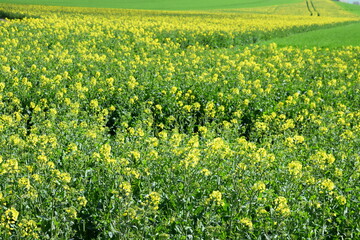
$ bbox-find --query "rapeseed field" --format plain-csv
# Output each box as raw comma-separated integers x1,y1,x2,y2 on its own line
0,3,359,239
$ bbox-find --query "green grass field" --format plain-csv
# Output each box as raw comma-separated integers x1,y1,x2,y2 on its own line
266,22,360,47
336,1,360,16
0,0,302,10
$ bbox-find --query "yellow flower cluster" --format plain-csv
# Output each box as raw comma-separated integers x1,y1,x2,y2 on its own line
320,179,335,192
252,181,266,193
147,192,161,210
1,207,19,233
19,219,40,238
120,182,132,197
274,197,291,217
288,161,302,177
206,190,225,207
240,217,253,230
309,151,335,170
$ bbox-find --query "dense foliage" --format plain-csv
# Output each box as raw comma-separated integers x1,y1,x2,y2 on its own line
0,4,359,239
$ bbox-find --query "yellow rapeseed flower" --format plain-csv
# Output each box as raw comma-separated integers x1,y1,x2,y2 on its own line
252,181,266,192
320,179,335,191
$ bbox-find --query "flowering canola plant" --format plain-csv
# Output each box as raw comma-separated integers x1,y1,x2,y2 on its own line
0,3,359,239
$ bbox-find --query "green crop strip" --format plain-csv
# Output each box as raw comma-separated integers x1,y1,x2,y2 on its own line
266,21,360,47
0,0,302,10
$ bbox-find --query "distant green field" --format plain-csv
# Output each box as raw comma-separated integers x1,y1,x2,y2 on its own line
336,1,360,16
266,22,360,47
0,0,302,10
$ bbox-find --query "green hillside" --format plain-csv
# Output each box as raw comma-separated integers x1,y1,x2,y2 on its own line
225,0,359,17
0,0,302,10
266,22,360,47
336,1,360,16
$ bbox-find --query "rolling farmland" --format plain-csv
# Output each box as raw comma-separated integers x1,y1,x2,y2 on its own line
0,1,359,239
